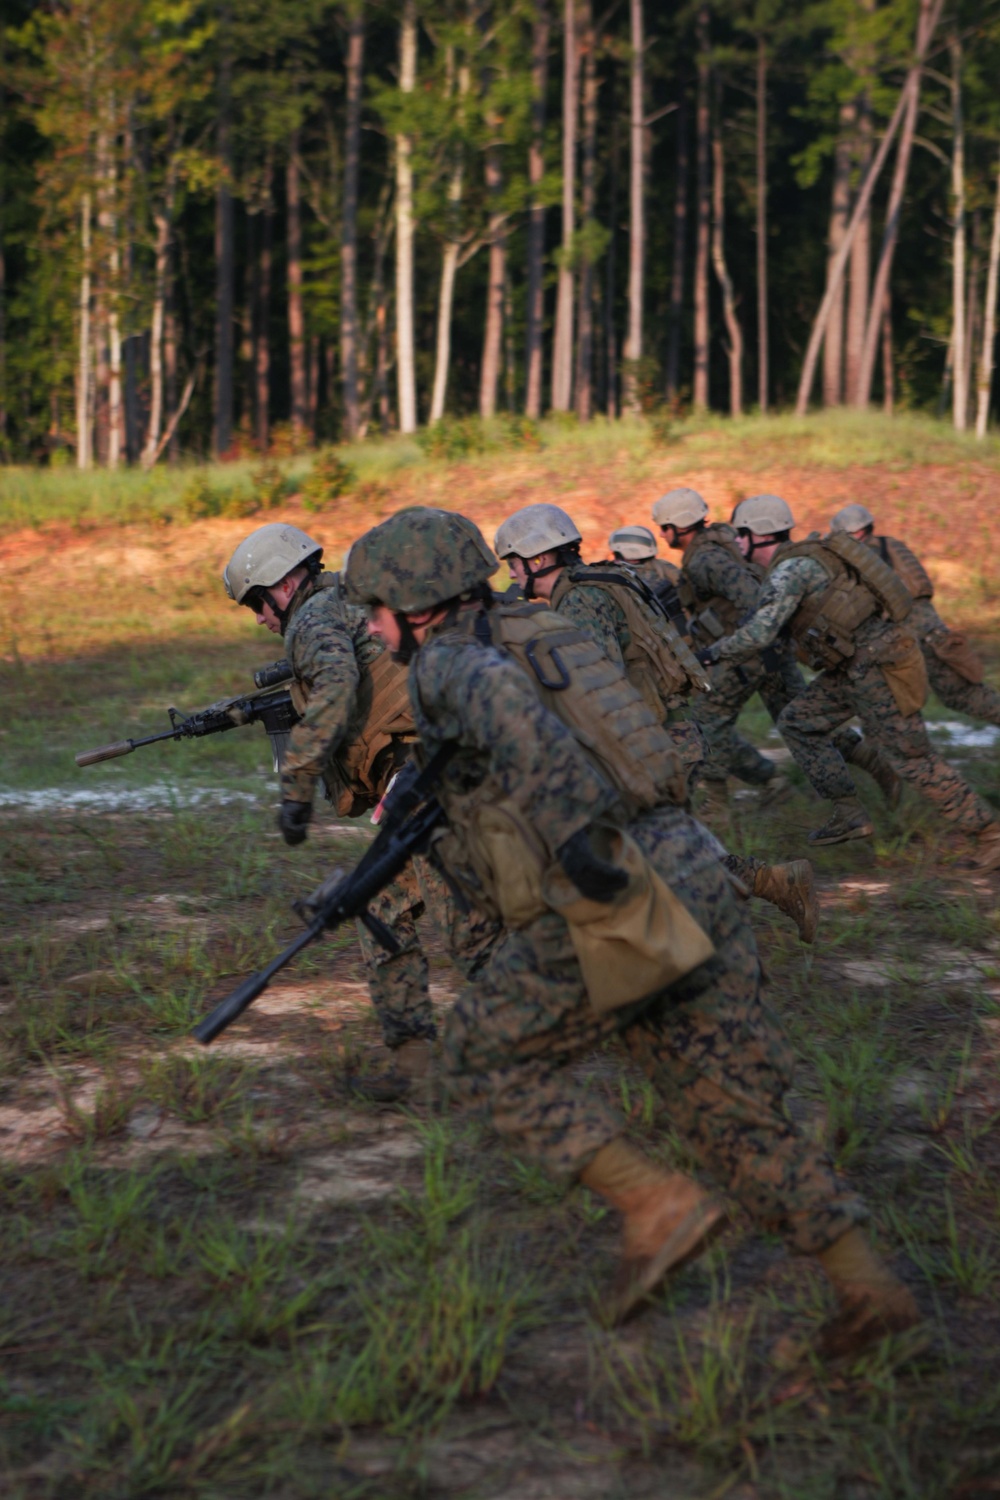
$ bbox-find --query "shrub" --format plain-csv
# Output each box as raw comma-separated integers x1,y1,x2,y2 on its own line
251,460,293,511
301,449,356,513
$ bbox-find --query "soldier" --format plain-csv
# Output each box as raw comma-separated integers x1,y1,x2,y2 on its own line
652,488,900,809
223,523,441,1098
494,502,819,943
701,495,1000,864
608,524,681,595
343,505,919,1359
831,502,1000,729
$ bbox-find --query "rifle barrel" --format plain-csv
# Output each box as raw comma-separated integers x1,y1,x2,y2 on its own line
75,728,181,767
192,922,322,1044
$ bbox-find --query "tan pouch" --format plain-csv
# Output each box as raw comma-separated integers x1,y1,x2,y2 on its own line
879,637,929,717
929,629,984,685
468,800,548,928
541,826,715,1014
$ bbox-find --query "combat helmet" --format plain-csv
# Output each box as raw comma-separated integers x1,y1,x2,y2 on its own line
344,506,498,614
609,525,658,561
651,489,708,530
830,502,875,534
223,523,323,604
732,494,795,536
494,503,582,561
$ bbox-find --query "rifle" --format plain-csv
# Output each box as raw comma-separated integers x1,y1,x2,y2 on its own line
75,660,299,774
191,744,456,1044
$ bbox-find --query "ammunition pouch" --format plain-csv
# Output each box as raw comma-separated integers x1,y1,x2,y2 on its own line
877,633,929,717
927,627,984,685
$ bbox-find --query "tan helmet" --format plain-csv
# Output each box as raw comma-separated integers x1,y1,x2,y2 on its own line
651,488,708,530
223,523,323,603
732,493,795,536
343,506,498,613
609,525,658,561
494,503,581,560
830,502,875,533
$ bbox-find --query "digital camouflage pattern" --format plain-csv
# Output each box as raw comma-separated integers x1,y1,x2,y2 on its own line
411,628,863,1254
550,575,633,675
629,556,681,590
719,556,996,831
344,505,498,613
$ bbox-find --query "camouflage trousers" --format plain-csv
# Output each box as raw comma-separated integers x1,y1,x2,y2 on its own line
355,855,501,1050
777,657,995,833
443,808,863,1255
693,652,805,786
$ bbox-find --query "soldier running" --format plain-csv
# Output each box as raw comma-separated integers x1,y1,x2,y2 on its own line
608,524,681,595
343,504,920,1360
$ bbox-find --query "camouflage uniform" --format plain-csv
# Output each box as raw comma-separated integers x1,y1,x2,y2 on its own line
717,554,995,834
281,574,436,1048
630,556,681,591
411,619,862,1254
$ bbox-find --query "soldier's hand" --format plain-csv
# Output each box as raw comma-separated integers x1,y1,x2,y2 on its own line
695,643,721,667
557,827,629,904
279,800,312,846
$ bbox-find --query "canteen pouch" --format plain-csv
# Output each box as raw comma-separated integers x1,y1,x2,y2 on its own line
464,799,548,928
929,628,984,685
541,824,715,1014
878,633,929,717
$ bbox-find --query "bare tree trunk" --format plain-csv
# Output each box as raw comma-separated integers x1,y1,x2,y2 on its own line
165,262,178,463
605,79,620,416
964,210,981,429
693,5,711,411
823,105,854,407
141,204,170,467
975,148,1000,438
374,213,392,433
77,192,92,470
341,6,364,439
308,334,320,437
845,93,871,403
255,161,273,452
525,0,550,419
574,0,597,421
214,40,234,457
755,38,768,413
711,85,742,417
479,158,506,418
622,0,644,413
395,0,418,432
430,49,469,425
665,92,688,402
552,0,578,411
287,140,308,445
795,0,945,415
950,33,967,430
881,293,893,413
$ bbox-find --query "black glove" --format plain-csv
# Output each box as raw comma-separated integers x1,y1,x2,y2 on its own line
278,799,312,846
695,642,722,667
557,827,629,904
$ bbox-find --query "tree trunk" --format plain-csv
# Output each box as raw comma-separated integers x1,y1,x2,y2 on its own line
795,0,945,415
479,157,506,418
822,104,854,407
287,140,308,445
0,119,5,452
845,93,871,404
525,0,550,419
574,0,597,421
881,293,893,414
693,5,711,411
430,49,469,424
665,92,689,402
605,76,620,416
395,0,418,433
755,38,768,413
165,263,178,463
964,210,981,429
552,0,577,412
341,6,364,440
975,149,1000,438
950,34,966,430
77,192,92,470
711,85,742,417
141,205,170,467
622,0,644,413
214,45,234,457
255,162,273,452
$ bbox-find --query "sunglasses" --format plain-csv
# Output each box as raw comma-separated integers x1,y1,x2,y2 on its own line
242,587,268,613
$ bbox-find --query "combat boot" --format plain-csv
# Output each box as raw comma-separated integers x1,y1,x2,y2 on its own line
752,859,819,943
845,738,902,810
774,1226,921,1368
696,777,730,817
973,823,1000,872
807,797,874,847
580,1138,727,1325
347,1037,435,1104
759,771,794,808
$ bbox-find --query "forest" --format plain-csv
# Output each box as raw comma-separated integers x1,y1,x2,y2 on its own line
1,0,1000,468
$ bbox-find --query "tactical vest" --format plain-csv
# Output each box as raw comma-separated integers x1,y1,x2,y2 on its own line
873,535,935,600
550,563,710,720
288,579,415,814
770,533,912,670
675,524,750,644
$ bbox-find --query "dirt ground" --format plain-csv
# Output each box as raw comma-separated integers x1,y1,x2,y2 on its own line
2,441,1000,1496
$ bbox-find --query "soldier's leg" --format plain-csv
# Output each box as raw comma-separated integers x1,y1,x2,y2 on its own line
692,660,778,787
924,644,1000,725
775,672,859,801
354,861,436,1049
830,726,903,808
413,854,504,980
721,851,818,944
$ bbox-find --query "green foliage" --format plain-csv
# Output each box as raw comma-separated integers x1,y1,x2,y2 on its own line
417,414,542,460
300,448,356,512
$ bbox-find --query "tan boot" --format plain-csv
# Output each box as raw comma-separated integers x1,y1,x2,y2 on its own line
752,859,819,944
807,797,874,847
774,1226,921,1368
759,771,794,808
973,823,1000,871
347,1038,434,1104
580,1138,727,1325
844,739,902,810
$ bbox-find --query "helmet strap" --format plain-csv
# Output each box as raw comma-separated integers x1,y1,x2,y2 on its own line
390,613,422,665
521,543,580,600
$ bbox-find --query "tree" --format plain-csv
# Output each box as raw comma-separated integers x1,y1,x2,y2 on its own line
621,0,644,414
551,0,577,411
396,0,418,433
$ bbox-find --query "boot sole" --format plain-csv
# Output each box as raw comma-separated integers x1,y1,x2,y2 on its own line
608,1201,728,1326
807,821,874,848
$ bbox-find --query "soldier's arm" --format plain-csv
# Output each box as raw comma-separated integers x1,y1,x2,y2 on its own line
689,547,759,614
556,584,628,670
715,560,809,663
280,621,363,804
415,638,616,856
